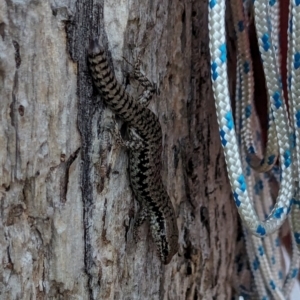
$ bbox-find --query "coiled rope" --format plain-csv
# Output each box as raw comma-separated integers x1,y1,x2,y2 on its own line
208,0,300,298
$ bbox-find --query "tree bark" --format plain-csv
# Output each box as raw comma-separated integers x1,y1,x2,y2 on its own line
0,0,239,299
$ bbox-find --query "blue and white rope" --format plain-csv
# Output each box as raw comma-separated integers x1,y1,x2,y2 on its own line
208,0,300,298
209,0,292,238
231,0,278,173
289,0,300,254
236,66,285,299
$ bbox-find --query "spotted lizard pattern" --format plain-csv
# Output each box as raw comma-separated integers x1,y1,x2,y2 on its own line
88,39,178,264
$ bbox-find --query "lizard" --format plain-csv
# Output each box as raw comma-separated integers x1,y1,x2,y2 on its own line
88,38,179,264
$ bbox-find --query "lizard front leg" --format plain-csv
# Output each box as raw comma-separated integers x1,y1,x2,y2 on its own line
133,55,156,107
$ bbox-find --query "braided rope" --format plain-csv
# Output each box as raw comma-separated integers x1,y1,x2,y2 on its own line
237,89,285,299
235,60,282,298
289,0,300,254
209,0,292,238
209,0,300,297
231,0,278,173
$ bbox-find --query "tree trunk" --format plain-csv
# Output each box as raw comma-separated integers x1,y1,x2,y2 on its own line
0,0,239,299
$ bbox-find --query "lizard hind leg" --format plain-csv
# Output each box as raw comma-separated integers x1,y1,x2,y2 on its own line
125,128,145,150
133,205,149,242
104,122,127,148
105,122,144,150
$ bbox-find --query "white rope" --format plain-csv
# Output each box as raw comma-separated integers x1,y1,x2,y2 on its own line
208,0,300,297
209,0,292,237
236,68,285,299
290,0,300,255
231,0,278,173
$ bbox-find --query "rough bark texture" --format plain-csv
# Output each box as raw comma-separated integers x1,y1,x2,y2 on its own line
0,0,238,299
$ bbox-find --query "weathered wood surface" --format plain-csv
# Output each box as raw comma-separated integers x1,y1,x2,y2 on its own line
0,0,238,299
